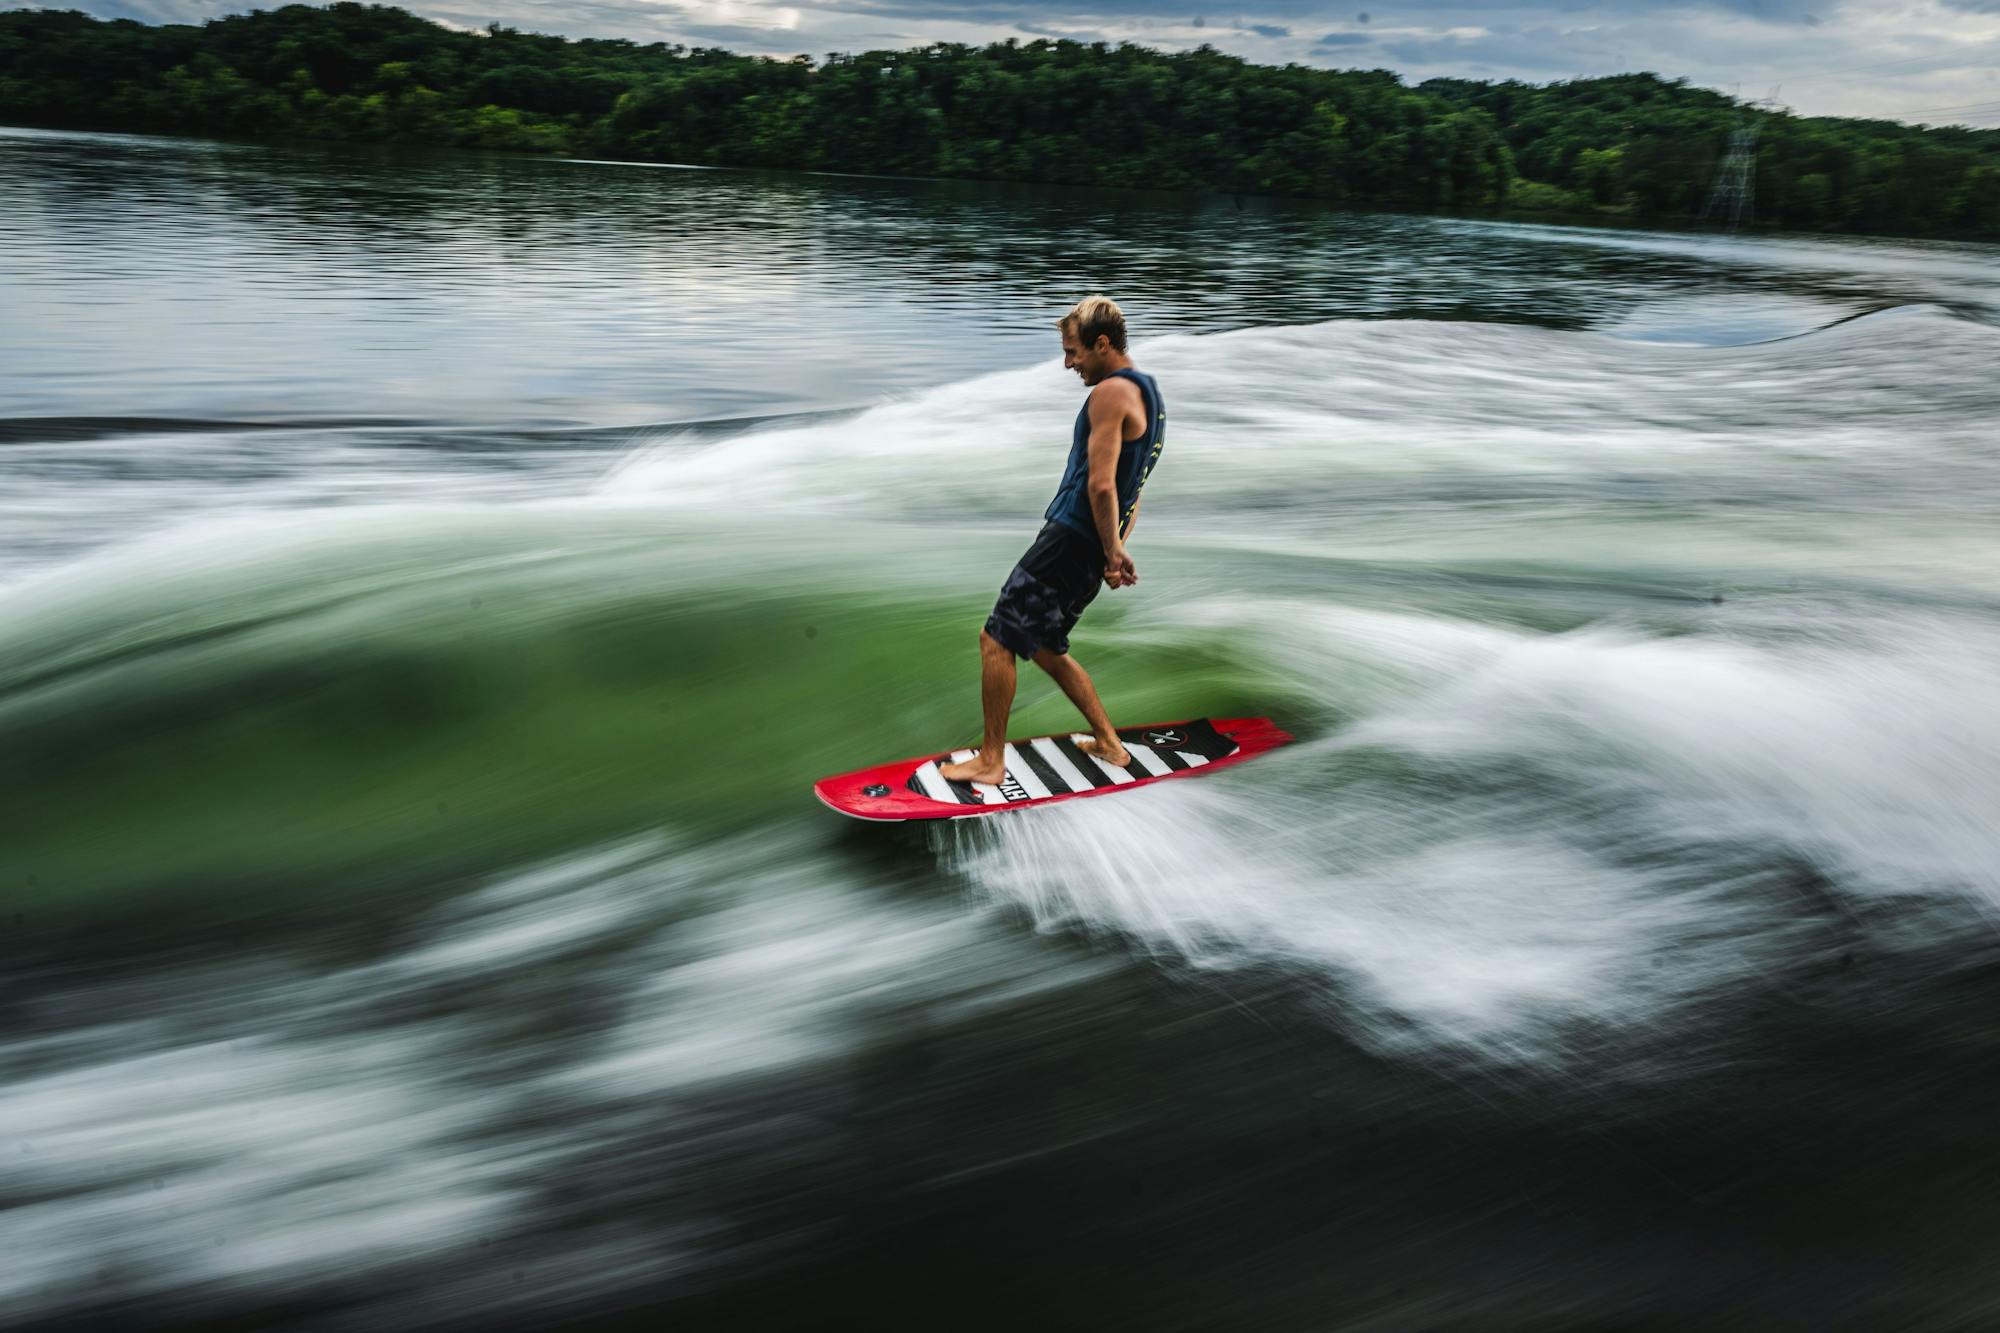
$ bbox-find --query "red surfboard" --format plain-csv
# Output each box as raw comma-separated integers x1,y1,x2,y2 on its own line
813,716,1292,821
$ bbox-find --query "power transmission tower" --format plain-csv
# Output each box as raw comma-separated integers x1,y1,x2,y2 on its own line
1701,87,1786,231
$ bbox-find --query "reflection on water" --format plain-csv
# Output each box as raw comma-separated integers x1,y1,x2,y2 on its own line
5,123,1996,431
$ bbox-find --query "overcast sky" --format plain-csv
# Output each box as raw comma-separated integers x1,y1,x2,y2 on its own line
39,0,2000,126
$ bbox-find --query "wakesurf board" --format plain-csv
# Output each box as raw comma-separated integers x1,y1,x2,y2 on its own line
813,716,1291,821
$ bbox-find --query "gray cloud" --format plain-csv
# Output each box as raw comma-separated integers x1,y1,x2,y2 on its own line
1383,25,1615,78
1015,20,1109,38
836,0,1822,21
36,0,245,23
20,0,2000,125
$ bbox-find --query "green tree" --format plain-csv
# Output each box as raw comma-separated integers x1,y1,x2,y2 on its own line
1,6,1995,237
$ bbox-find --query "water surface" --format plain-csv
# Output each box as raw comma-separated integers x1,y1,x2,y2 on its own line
5,125,2000,1330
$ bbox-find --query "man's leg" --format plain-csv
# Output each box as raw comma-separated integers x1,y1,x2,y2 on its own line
939,629,1016,784
1031,648,1130,767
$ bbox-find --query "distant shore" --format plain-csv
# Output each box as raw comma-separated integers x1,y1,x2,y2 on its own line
5,3,1997,240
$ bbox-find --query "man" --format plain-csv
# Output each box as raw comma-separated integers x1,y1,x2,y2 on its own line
939,295,1165,785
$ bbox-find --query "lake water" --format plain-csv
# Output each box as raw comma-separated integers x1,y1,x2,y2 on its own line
5,123,2000,1329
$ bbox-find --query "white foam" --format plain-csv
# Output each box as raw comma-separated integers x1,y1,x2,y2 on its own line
947,597,2000,1064
0,831,1105,1319
570,834,1108,1096
587,311,2000,582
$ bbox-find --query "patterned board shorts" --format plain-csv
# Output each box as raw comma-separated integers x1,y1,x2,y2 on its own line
984,520,1106,659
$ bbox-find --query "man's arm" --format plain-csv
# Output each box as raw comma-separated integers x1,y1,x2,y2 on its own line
1085,379,1141,588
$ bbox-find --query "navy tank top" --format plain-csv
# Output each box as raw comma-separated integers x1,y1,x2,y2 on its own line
1044,367,1165,546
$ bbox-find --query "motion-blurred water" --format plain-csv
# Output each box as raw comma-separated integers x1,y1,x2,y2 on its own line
5,125,2000,1329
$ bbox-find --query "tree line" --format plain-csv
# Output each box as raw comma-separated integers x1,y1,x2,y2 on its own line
3,3,1997,236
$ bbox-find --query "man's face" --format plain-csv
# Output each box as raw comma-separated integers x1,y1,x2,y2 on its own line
1062,327,1108,385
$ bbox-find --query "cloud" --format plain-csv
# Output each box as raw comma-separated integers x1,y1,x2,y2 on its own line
26,0,2000,125
1382,25,1612,78
1015,19,1109,38
831,0,1824,18
44,0,246,22
678,21,806,44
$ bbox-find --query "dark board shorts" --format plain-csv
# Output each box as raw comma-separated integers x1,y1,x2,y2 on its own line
984,520,1106,659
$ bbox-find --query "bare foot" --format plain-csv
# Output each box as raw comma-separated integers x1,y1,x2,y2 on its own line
1076,736,1132,767
939,752,1005,784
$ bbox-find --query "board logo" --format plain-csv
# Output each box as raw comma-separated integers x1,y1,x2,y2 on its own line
998,777,1031,802
861,783,890,797
1142,728,1186,748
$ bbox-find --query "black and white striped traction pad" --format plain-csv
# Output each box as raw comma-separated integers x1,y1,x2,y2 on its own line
906,718,1240,807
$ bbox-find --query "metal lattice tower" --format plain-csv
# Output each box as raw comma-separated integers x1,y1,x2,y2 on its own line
1701,122,1760,228
1701,90,1786,231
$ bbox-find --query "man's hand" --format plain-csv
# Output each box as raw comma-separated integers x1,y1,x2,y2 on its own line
1105,545,1138,589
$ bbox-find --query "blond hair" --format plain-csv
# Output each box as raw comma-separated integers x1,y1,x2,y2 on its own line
1058,295,1127,354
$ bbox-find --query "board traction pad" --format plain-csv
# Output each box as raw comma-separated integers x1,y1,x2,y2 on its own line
907,718,1237,805
813,716,1291,821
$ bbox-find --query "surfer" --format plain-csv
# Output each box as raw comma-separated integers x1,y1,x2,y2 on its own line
939,296,1165,786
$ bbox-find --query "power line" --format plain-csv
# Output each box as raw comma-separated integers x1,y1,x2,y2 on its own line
1898,96,2000,116
1772,43,2000,87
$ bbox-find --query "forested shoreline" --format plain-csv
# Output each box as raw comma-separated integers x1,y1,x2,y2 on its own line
4,3,1998,236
